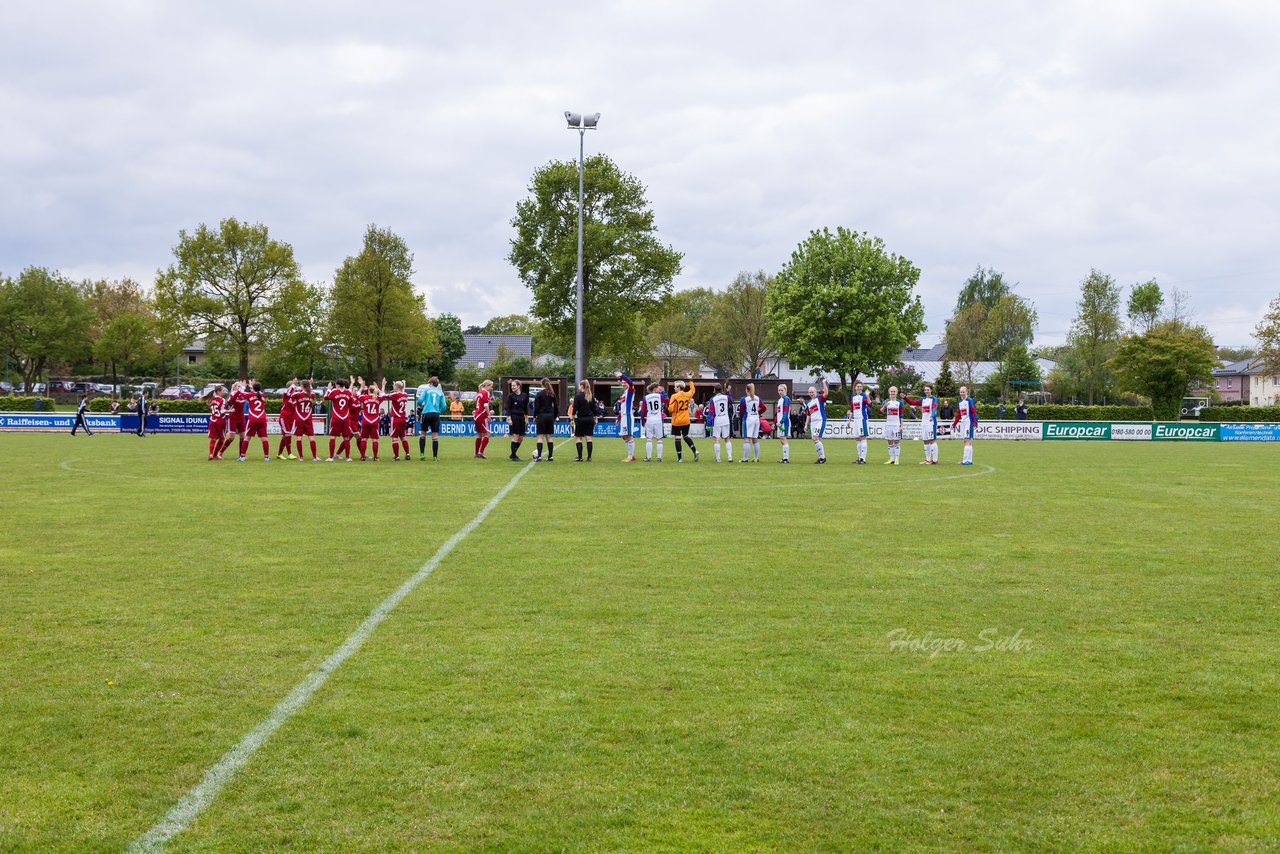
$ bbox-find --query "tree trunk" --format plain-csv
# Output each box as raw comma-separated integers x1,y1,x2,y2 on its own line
111,361,118,400
376,343,384,385
239,345,249,381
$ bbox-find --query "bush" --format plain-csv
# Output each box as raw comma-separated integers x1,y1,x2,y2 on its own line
0,396,56,411
1199,406,1280,423
976,404,1154,421
87,397,285,414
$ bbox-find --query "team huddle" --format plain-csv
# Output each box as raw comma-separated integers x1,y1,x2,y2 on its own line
201,374,981,466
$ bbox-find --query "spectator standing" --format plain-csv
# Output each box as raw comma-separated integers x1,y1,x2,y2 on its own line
449,393,464,421
1016,399,1028,420
135,390,148,436
997,402,1007,420
939,398,955,422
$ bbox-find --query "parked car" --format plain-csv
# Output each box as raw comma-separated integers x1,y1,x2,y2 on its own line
30,383,46,395
159,386,194,400
72,382,97,394
0,381,13,394
92,383,114,394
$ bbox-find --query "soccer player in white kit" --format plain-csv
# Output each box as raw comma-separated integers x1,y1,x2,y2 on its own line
641,382,667,462
951,385,978,465
804,381,828,464
738,383,763,462
879,385,912,465
710,383,733,462
917,383,940,464
846,380,871,464
613,371,638,462
775,384,792,463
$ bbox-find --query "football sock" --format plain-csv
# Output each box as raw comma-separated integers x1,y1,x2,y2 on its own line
714,444,721,462
432,439,438,458
657,439,663,461
586,441,593,460
815,440,825,459
857,439,867,461
646,439,653,459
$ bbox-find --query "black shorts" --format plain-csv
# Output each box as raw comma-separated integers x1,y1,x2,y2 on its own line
535,414,556,435
509,416,527,436
671,423,690,437
419,413,440,434
574,418,596,438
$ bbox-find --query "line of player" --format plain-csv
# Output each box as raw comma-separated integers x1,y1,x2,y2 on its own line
200,373,980,466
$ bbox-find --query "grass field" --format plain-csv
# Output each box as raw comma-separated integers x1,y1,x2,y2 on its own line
1,432,1278,852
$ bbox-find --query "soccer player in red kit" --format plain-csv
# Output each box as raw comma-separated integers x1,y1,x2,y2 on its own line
239,382,270,461
355,377,382,460
276,378,299,460
292,380,320,460
324,379,356,461
205,385,228,460
381,380,412,460
222,381,246,457
473,379,493,458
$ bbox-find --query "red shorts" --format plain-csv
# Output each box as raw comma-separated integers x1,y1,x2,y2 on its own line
329,418,351,438
360,422,379,439
245,418,268,439
279,412,296,435
391,419,408,439
474,417,490,436
228,415,244,434
294,416,315,436
208,417,228,439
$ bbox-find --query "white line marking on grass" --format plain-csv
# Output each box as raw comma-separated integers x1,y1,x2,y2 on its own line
125,451,550,853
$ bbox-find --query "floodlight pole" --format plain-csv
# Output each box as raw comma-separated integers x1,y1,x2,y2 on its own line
566,111,599,386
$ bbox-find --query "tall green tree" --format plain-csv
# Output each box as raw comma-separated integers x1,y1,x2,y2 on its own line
81,278,153,378
1254,294,1280,375
508,154,682,368
1066,269,1122,404
425,312,466,382
93,311,153,393
953,266,1014,316
943,302,988,386
329,224,434,383
481,314,535,335
0,267,94,388
260,280,330,383
986,294,1038,401
934,359,959,399
157,217,302,380
767,227,925,391
1110,321,1216,420
984,341,1042,402
1127,279,1164,332
714,270,775,377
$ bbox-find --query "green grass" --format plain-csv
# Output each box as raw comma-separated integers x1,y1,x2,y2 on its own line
1,433,1278,852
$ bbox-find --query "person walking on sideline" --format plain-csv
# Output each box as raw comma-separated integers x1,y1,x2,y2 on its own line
70,393,93,436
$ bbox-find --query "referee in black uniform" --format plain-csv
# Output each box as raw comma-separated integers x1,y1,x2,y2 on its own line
70,393,93,436
504,380,530,461
532,378,558,462
571,379,598,462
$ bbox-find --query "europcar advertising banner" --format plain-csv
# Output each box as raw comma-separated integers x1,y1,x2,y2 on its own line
0,412,120,432
1152,423,1219,442
1043,422,1111,440
1219,423,1280,442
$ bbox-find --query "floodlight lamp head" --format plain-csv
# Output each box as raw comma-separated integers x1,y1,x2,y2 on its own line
565,111,600,129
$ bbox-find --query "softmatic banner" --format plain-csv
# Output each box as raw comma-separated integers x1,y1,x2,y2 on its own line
821,420,1042,441
1219,423,1280,442
0,412,120,432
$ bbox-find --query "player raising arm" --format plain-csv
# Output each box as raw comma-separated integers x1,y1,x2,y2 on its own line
612,371,638,462
804,381,828,464
324,379,355,462
292,381,320,461
879,385,912,465
239,382,270,462
640,381,667,462
952,385,978,465
204,385,228,460
381,380,412,460
666,378,698,463
917,383,940,464
354,377,382,461
276,378,298,460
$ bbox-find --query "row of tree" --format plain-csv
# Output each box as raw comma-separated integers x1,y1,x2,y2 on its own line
0,221,469,391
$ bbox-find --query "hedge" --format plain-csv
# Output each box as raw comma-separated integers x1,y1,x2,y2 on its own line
1199,406,1280,423
0,396,56,412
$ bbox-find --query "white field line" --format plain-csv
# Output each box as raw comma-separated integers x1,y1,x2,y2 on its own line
125,449,551,853
527,463,996,490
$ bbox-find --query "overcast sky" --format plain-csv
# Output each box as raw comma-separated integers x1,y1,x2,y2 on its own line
2,1,1277,346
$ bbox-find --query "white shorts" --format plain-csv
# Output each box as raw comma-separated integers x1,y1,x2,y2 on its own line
712,422,731,439
809,420,826,439
644,417,663,439
884,424,902,441
743,416,760,439
849,420,867,439
958,417,974,439
921,421,937,441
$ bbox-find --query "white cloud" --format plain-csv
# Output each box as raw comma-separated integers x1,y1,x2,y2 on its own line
1,0,1278,346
